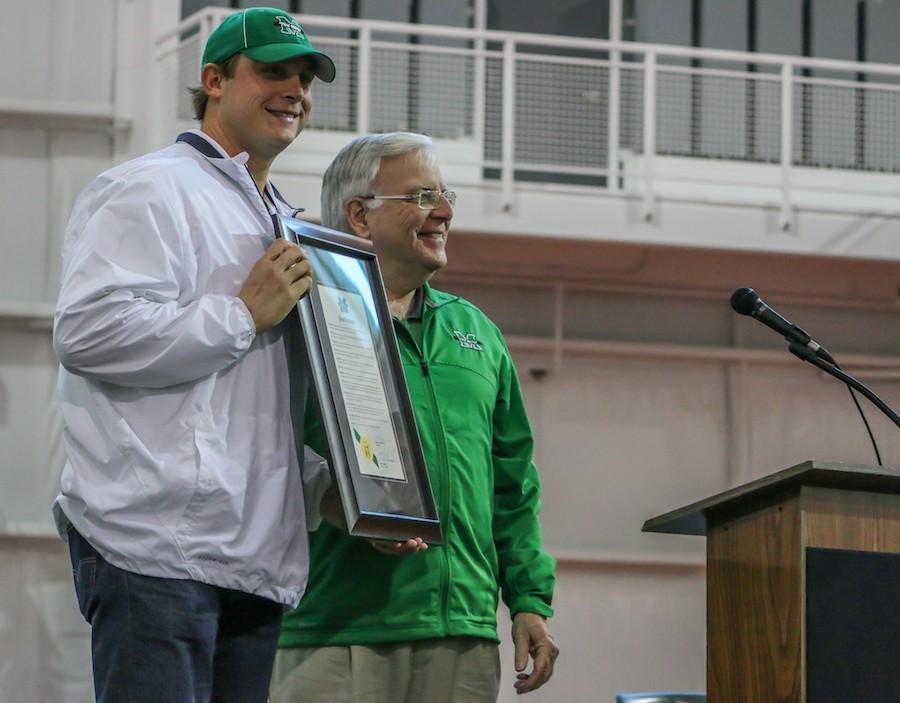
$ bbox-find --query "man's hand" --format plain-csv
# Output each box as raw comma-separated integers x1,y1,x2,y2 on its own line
238,240,311,333
511,612,559,695
320,488,428,555
368,537,428,555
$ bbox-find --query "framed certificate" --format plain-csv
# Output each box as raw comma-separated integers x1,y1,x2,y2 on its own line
280,216,442,544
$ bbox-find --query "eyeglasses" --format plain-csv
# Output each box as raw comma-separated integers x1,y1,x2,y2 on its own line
361,189,457,210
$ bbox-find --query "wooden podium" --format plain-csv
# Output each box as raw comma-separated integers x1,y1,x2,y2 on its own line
643,460,900,703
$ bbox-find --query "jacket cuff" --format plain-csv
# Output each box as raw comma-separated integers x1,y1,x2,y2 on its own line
508,596,554,619
300,446,332,531
232,295,257,342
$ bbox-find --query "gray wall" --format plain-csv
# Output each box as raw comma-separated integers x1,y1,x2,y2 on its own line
1,2,899,701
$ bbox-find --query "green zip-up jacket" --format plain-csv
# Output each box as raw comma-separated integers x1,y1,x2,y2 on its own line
279,284,555,647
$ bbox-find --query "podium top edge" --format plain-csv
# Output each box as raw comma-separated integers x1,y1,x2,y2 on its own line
642,460,900,537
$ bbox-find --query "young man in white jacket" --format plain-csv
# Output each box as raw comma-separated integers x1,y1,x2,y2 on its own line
52,8,335,702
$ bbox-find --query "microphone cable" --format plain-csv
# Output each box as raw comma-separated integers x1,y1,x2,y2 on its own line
832,358,883,467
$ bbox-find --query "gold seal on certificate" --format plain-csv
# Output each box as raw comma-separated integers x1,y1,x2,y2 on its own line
280,216,442,544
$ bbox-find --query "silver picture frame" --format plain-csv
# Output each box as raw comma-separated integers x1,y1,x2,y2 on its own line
280,216,442,544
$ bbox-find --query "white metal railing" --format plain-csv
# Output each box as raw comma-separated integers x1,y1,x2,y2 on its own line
157,10,900,226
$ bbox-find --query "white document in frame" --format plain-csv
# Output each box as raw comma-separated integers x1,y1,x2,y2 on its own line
317,283,406,482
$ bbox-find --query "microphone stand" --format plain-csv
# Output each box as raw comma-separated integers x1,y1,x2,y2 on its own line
788,342,900,429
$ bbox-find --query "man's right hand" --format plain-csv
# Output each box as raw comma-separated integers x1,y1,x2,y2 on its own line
239,240,312,333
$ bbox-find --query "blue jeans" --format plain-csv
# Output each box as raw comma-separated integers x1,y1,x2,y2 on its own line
67,528,283,703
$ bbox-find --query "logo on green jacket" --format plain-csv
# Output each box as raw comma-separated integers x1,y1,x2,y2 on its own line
452,329,483,351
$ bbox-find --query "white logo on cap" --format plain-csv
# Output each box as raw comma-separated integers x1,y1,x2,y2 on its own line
274,16,304,37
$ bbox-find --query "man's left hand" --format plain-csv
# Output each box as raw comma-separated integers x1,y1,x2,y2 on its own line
368,537,428,555
511,612,559,695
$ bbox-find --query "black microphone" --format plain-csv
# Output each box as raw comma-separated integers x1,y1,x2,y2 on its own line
730,287,836,365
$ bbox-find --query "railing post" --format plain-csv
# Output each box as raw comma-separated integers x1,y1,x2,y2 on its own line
356,26,372,134
642,50,656,221
501,38,516,212
780,61,793,231
607,0,622,193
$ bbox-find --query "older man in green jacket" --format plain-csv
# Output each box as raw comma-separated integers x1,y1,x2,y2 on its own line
272,132,558,703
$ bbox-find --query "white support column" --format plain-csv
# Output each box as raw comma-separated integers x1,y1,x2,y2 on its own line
112,0,135,160
607,0,623,193
471,0,486,147
356,27,372,134
641,50,656,222
779,61,794,232
120,0,180,158
500,38,516,212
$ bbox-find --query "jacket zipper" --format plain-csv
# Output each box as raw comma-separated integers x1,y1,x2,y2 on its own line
420,311,453,635
396,312,452,635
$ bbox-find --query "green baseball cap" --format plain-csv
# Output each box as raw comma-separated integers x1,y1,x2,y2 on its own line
202,7,336,83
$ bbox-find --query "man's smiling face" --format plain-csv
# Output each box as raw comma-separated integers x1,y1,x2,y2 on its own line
204,53,314,163
363,150,454,281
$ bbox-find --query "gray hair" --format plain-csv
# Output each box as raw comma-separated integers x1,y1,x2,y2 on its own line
321,132,435,233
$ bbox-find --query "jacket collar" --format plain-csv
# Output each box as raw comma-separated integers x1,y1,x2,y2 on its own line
422,283,459,310
175,130,301,214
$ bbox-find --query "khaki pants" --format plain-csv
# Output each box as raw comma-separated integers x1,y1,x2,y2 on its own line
270,637,501,703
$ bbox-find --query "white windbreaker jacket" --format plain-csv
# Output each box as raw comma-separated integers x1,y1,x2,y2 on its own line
53,130,327,607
